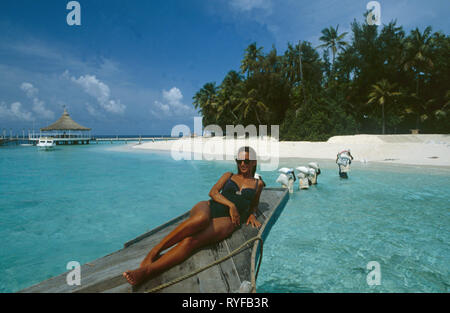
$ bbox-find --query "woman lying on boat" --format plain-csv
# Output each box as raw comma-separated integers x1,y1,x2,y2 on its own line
123,146,265,286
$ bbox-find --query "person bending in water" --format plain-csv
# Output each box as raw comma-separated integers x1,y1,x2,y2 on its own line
123,146,265,286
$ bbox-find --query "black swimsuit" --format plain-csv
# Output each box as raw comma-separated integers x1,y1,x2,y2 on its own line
209,174,258,221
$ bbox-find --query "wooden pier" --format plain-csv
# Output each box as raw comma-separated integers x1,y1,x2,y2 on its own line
0,138,11,145
0,137,31,146
20,188,289,293
94,137,177,144
0,137,177,146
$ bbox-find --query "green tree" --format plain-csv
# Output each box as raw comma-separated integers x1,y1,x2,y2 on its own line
240,43,263,78
233,89,268,125
216,71,243,127
318,25,349,67
193,82,218,126
402,26,434,128
367,79,401,134
193,16,448,139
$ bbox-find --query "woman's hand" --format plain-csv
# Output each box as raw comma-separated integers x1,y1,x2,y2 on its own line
246,214,261,228
229,204,240,227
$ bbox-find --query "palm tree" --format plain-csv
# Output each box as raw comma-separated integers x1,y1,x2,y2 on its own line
318,25,349,66
193,82,218,126
233,89,268,124
283,41,321,85
217,71,242,123
402,26,434,128
240,43,263,78
367,79,401,134
403,26,434,74
283,43,299,84
263,45,280,73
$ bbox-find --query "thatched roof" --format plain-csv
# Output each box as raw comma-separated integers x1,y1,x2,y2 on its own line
40,109,91,131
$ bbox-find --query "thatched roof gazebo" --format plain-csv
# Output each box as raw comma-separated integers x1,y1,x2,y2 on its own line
39,109,92,145
41,108,91,132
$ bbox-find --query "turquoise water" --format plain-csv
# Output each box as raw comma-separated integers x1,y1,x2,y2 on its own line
0,143,449,292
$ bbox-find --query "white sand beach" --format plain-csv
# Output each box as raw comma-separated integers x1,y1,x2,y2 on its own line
132,134,450,167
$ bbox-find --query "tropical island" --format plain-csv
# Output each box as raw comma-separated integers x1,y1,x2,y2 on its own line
192,17,449,141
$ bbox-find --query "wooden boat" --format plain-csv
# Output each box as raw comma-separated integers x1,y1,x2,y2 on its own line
20,187,289,293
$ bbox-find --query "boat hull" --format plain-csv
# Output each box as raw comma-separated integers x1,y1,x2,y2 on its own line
20,187,289,293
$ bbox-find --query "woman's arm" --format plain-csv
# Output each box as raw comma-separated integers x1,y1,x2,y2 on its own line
208,171,235,209
246,179,264,228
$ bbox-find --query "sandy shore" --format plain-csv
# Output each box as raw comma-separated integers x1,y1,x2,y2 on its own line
132,134,450,167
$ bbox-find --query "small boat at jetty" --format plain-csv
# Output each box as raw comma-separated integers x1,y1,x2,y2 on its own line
37,137,56,150
20,187,289,293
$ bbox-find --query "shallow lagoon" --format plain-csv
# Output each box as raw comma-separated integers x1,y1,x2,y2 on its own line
0,143,449,292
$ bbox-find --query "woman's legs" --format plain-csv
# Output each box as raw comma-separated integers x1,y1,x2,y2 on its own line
140,200,211,267
123,216,235,286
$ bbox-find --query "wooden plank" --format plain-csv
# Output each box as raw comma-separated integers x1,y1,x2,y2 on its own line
134,251,201,293
212,240,242,292
101,283,131,293
149,258,201,293
192,248,228,293
74,274,128,293
223,229,254,283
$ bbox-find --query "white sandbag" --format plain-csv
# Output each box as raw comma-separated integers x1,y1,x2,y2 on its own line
278,167,294,175
299,177,310,189
296,166,310,174
276,173,290,187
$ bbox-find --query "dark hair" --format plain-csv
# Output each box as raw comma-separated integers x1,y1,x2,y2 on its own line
236,146,257,177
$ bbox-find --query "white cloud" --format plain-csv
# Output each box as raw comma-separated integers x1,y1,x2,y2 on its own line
69,74,126,114
151,87,194,117
20,82,38,98
85,103,104,118
0,101,34,121
20,82,54,119
32,98,54,120
154,101,170,114
230,0,272,12
163,87,183,107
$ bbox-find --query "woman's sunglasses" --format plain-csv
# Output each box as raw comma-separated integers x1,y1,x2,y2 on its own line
235,158,251,165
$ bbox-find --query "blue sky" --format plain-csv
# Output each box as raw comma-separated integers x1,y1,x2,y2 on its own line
0,0,448,135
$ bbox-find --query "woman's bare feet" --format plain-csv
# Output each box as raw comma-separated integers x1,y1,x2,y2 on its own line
123,266,151,286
